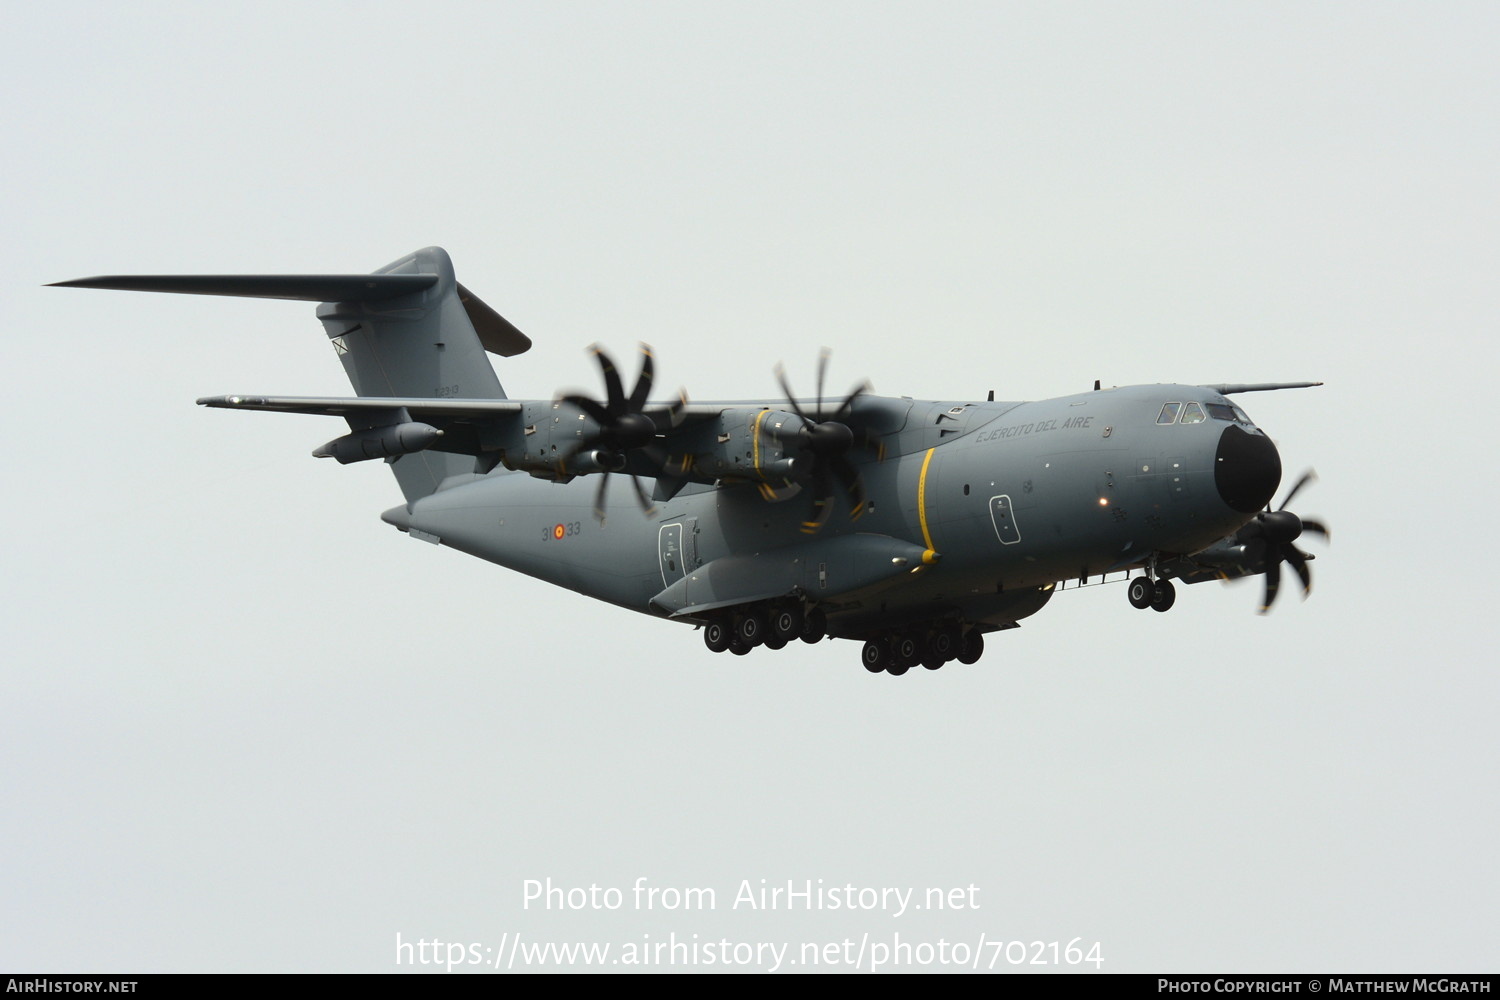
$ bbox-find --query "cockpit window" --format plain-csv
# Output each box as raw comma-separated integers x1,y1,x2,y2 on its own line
1180,402,1206,424
1206,402,1254,425
1156,402,1182,425
1206,402,1236,421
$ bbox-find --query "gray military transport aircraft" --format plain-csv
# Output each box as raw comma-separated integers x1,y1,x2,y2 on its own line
54,247,1328,675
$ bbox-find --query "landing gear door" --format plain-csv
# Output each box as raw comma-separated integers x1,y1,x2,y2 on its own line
989,494,1021,545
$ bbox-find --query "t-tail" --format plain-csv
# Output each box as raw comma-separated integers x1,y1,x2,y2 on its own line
50,247,530,502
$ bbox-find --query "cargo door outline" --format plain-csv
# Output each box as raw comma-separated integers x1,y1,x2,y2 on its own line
989,494,1021,545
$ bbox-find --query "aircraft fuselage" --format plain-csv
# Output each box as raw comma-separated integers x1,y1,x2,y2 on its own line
391,383,1277,639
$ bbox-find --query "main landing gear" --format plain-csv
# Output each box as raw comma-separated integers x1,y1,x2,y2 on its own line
1127,576,1175,613
700,602,984,674
860,625,983,676
702,600,826,657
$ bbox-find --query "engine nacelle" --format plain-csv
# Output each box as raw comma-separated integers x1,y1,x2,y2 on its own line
683,409,810,484
313,422,441,464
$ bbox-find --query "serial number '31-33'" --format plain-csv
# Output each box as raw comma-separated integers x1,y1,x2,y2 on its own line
546,522,583,540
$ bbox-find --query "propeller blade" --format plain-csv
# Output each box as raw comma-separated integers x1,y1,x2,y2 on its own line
629,474,658,516
647,390,689,432
829,454,866,519
799,466,836,534
1285,546,1312,596
833,379,872,422
1259,552,1282,613
562,346,688,476
771,350,878,529
589,344,628,417
592,474,611,523
1299,518,1330,540
627,344,655,411
814,347,830,419
774,363,811,424
561,393,611,426
639,443,667,470
801,497,834,534
631,442,684,479
1279,470,1316,510
1236,469,1327,612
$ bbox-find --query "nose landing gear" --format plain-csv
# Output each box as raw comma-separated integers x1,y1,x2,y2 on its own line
1128,575,1176,613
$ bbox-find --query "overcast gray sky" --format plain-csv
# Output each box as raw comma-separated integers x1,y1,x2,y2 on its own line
4,1,1496,973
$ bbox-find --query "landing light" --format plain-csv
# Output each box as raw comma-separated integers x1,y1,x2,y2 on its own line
1098,498,1109,506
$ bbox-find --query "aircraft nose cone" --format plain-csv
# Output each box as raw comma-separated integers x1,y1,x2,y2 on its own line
1215,424,1281,513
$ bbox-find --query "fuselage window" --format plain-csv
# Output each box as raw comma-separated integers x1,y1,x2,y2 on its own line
1180,402,1206,424
1156,402,1182,425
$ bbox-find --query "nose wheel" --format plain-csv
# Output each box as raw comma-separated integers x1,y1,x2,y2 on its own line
1150,579,1176,612
1128,576,1176,612
1128,577,1154,609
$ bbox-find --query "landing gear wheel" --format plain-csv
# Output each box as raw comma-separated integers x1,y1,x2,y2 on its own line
736,608,768,647
801,607,827,644
763,633,787,650
1150,578,1177,613
956,631,985,665
861,640,887,673
729,638,751,656
770,604,804,643
928,625,961,662
892,634,920,668
1128,577,1154,610
921,654,945,670
703,620,731,653
886,659,911,676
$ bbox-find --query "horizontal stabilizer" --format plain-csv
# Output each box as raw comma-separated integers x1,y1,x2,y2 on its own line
48,273,438,302
457,283,531,357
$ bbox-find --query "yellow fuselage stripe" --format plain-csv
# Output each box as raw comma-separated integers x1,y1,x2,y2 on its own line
918,447,936,551
752,409,769,479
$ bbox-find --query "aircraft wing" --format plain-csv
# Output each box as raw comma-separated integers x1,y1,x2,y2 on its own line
196,395,746,420
196,394,732,470
1200,382,1323,395
197,394,526,418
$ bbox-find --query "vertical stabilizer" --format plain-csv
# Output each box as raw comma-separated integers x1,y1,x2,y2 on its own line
315,247,507,501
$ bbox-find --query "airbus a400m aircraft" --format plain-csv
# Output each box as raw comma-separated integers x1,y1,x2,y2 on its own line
55,247,1328,675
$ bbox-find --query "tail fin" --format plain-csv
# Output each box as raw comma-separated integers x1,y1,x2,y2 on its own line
53,246,531,502
314,247,527,499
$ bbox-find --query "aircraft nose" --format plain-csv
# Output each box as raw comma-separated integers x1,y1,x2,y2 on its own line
1215,424,1281,513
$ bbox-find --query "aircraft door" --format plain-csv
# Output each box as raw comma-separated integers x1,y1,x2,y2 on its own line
989,494,1022,545
658,518,698,589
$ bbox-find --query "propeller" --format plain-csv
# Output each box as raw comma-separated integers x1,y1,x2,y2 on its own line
1233,470,1330,613
559,343,687,522
763,348,882,533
